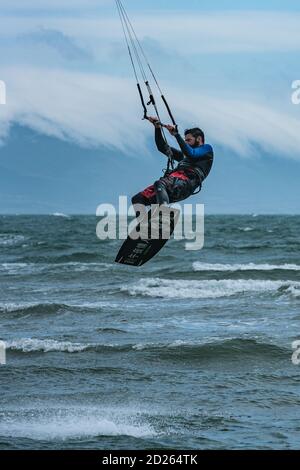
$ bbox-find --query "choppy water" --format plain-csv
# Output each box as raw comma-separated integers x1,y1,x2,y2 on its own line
0,214,300,449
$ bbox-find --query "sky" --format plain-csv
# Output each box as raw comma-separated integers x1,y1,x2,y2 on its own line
0,0,300,214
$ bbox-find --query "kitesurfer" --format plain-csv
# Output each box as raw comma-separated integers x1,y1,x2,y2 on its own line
131,117,214,211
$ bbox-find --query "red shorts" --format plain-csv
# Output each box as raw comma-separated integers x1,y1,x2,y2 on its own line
141,170,189,201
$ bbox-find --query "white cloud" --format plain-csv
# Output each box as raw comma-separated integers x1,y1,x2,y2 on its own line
1,11,300,54
0,66,147,155
1,66,300,161
138,11,300,54
1,8,300,159
19,27,92,61
175,92,300,158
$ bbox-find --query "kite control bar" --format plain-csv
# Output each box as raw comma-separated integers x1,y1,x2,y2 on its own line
151,120,178,133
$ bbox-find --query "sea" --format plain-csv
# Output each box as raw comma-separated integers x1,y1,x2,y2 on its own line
0,214,299,450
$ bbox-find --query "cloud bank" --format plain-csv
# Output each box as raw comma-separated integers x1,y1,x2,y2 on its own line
1,66,300,161
0,8,300,160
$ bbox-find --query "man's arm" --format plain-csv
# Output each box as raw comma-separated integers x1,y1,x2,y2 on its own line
155,127,183,162
174,133,213,158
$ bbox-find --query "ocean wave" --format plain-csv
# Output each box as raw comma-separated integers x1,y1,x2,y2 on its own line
0,302,78,316
0,234,26,246
0,261,113,275
7,338,91,353
206,242,273,251
96,328,127,334
6,338,136,355
280,284,300,298
50,252,102,263
238,226,255,232
0,300,123,317
0,406,154,440
192,262,300,272
5,337,289,363
52,213,71,218
132,338,288,360
121,278,300,299
0,263,29,275
16,252,103,263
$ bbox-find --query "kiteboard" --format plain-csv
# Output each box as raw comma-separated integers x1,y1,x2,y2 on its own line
115,205,180,266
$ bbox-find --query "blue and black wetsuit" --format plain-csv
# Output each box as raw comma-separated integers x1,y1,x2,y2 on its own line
132,127,214,207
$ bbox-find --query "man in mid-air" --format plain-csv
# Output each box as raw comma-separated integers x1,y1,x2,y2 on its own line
131,117,214,212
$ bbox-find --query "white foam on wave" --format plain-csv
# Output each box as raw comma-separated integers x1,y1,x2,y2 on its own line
193,262,300,272
0,301,39,313
68,262,113,272
72,300,121,309
0,234,25,246
0,299,121,314
238,226,255,232
7,338,91,353
133,339,199,350
0,406,154,440
0,262,114,275
52,213,70,218
286,285,300,298
122,278,300,299
0,263,29,275
133,337,247,350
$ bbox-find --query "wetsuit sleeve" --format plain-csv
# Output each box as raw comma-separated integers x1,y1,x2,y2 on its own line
174,133,213,158
155,127,183,162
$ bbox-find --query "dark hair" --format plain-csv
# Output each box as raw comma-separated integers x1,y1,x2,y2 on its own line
184,127,205,143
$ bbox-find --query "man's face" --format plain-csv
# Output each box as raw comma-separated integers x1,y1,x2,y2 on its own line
184,133,202,147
